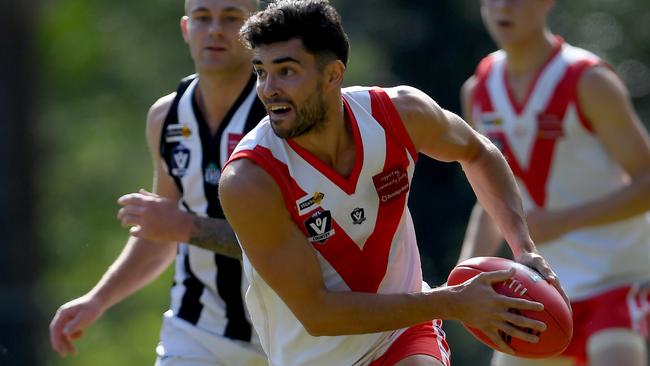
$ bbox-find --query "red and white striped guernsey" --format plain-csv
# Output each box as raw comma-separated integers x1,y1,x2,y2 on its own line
471,39,650,301
226,87,440,365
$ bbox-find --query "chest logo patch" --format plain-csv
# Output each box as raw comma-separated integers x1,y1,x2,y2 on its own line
372,165,409,203
171,144,190,177
304,210,335,244
350,208,366,225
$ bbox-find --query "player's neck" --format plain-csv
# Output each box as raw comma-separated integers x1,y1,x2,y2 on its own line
195,66,253,134
503,30,557,77
293,94,356,178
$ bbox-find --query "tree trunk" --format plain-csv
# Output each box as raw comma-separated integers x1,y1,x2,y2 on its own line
0,1,41,365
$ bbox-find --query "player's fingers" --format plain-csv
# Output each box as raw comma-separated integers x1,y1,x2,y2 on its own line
116,206,145,220
547,277,571,311
119,214,142,229
63,313,84,336
138,188,158,197
499,322,540,344
49,310,70,356
501,311,546,333
117,192,150,206
504,297,544,312
129,225,144,237
68,329,84,340
479,268,515,284
485,328,515,355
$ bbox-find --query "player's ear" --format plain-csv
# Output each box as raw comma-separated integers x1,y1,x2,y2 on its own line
324,60,345,87
180,16,190,42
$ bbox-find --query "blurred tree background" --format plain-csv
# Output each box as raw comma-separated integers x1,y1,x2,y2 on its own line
0,0,647,365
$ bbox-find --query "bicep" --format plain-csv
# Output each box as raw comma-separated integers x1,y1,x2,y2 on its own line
219,161,328,318
580,66,650,178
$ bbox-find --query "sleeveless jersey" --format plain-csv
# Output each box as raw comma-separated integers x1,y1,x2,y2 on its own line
158,74,266,350
470,40,650,300
227,87,441,366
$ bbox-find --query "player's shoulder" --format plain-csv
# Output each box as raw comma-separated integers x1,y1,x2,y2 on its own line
221,156,278,204
144,92,176,152
461,75,479,101
385,85,442,118
147,74,197,130
147,92,176,131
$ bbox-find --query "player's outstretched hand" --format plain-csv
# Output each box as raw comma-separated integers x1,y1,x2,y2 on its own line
446,268,546,354
515,251,570,311
49,295,104,357
117,189,191,243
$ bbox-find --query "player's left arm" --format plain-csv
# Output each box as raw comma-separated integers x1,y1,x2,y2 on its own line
532,65,650,235
388,86,554,279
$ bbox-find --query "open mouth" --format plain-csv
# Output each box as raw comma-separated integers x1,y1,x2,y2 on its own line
268,104,292,116
497,20,512,28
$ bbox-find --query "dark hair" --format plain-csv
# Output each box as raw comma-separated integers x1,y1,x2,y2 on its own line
240,0,349,67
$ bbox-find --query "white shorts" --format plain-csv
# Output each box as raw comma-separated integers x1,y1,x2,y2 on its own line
156,312,267,366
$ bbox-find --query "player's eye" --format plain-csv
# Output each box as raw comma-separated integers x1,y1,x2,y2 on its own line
254,68,267,79
280,68,295,77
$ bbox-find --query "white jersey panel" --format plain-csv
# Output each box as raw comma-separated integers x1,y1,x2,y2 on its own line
176,78,209,215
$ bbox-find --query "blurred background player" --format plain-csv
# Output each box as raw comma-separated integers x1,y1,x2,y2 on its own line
49,0,267,365
459,0,650,365
219,1,564,365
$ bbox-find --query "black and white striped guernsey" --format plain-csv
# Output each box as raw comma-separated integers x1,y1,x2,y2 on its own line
159,74,265,342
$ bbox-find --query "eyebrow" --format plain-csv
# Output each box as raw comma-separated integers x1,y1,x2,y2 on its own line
190,6,246,15
252,56,302,66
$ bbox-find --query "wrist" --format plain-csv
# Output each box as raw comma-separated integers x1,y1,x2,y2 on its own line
427,285,459,321
177,211,194,243
511,237,537,259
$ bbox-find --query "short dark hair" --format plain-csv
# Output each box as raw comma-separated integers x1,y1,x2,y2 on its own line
240,0,350,67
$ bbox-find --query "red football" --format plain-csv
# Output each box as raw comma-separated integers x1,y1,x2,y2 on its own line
447,257,573,358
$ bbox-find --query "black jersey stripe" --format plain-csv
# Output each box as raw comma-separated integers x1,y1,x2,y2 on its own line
176,250,205,325
214,254,252,341
159,75,196,194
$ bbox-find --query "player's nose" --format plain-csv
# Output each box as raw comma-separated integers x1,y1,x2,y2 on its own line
258,76,280,99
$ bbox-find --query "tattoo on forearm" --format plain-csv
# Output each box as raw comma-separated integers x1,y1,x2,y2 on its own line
188,217,242,259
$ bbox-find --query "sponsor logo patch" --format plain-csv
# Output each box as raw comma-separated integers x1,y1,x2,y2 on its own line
372,165,409,203
296,192,325,216
165,123,192,142
204,162,220,185
304,210,335,244
480,112,503,129
537,113,564,139
227,132,245,157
